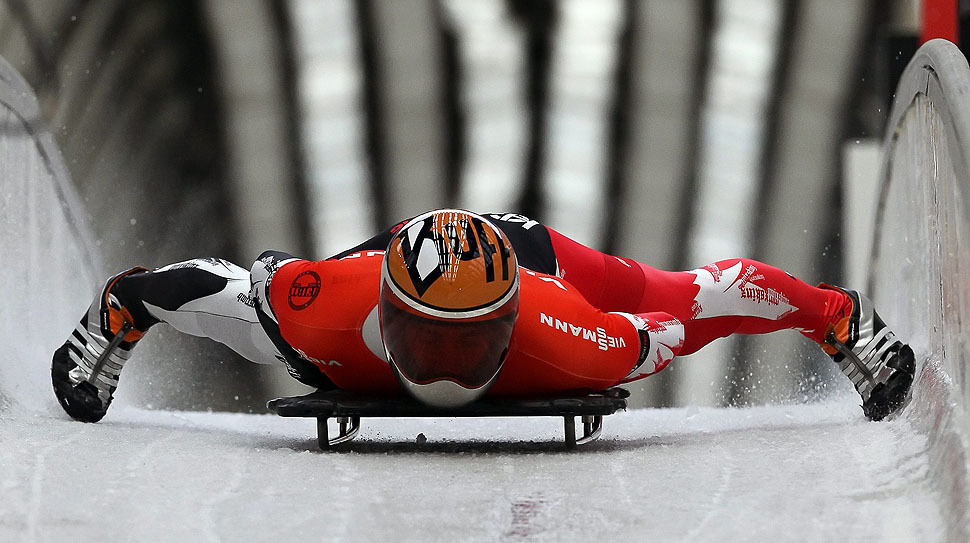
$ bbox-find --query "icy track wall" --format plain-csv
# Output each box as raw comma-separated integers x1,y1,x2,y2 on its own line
872,39,970,540
0,56,101,412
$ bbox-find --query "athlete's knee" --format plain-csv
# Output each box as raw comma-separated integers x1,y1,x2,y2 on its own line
153,258,248,279
702,258,753,275
692,258,763,296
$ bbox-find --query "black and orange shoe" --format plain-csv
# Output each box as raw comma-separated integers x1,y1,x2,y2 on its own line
52,267,154,422
820,285,916,421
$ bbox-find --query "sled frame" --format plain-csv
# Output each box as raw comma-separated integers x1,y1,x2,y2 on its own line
267,388,629,450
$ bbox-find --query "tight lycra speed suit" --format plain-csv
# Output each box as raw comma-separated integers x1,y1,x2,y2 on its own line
93,211,850,397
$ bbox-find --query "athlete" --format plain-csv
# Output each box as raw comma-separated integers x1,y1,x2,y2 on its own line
51,209,915,424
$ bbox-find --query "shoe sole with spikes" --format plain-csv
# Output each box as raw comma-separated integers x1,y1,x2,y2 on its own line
51,268,146,422
822,285,916,421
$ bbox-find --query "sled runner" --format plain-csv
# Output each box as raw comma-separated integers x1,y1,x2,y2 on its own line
267,387,629,450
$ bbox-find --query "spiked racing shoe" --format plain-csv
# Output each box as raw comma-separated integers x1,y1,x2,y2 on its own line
52,267,152,422
821,285,916,421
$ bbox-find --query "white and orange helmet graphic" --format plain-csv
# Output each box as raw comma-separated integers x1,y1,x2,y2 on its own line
379,209,519,408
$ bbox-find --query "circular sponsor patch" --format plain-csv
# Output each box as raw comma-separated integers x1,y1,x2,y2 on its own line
288,271,321,311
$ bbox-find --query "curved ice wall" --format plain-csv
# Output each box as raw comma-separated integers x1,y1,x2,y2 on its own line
872,39,970,540
0,57,102,412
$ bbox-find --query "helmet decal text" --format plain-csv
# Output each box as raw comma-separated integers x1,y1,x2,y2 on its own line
400,214,511,298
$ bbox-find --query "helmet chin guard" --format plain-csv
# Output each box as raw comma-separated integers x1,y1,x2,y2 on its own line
379,209,519,407
388,368,504,409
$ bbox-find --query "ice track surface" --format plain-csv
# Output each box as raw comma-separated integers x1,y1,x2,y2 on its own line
0,394,942,542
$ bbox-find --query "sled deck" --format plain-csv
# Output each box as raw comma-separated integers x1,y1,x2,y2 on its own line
267,388,629,450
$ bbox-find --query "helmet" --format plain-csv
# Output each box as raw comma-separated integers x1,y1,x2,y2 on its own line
379,209,519,408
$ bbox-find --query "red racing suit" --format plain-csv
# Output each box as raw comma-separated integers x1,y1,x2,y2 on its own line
259,213,850,398
268,251,650,397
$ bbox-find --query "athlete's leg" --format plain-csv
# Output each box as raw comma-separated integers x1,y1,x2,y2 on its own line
655,261,914,420
639,258,849,355
545,228,849,353
546,228,914,419
119,258,281,363
545,227,648,312
52,258,282,422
